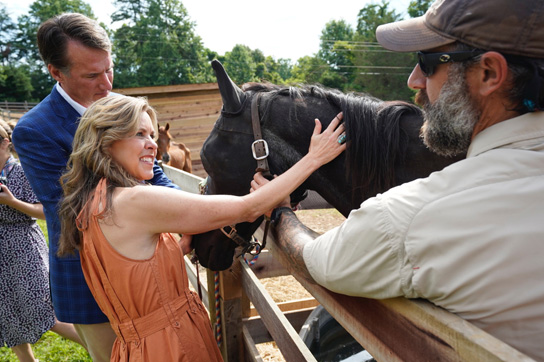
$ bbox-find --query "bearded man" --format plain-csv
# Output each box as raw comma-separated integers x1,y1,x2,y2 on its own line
251,0,544,360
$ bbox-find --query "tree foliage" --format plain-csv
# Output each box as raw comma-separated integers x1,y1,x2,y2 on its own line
408,0,433,18
111,0,213,88
0,0,428,102
0,4,16,65
352,1,417,101
0,64,33,101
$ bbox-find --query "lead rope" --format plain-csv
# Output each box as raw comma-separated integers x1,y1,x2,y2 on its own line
214,271,222,347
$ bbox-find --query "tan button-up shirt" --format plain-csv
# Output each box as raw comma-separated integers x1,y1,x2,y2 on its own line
304,112,544,360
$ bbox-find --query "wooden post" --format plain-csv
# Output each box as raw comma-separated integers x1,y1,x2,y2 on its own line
218,259,244,361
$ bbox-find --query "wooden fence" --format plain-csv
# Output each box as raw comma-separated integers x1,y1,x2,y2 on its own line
0,101,39,122
164,164,535,362
114,83,222,178
3,85,220,178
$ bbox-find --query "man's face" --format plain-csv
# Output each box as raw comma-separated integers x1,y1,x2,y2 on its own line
416,63,481,157
49,40,114,107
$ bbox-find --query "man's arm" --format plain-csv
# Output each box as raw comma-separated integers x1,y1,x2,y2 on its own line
271,208,319,283
150,160,181,190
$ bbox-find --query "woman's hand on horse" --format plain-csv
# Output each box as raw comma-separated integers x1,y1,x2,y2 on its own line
308,112,346,166
250,173,291,217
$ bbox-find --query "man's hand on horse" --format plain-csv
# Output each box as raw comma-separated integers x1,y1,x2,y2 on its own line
179,233,194,255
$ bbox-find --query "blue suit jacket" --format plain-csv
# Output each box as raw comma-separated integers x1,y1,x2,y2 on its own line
12,86,178,323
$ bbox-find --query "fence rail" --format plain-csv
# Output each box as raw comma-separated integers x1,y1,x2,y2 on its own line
164,164,535,362
0,101,38,122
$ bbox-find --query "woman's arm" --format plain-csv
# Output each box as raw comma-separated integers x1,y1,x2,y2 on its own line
0,184,45,219
114,114,346,237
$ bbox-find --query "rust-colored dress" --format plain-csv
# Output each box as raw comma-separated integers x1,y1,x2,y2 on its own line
77,179,223,362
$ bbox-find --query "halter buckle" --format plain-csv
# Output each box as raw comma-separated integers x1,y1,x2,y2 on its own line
251,139,269,161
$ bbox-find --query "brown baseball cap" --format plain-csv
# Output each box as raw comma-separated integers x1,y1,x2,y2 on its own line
376,0,544,58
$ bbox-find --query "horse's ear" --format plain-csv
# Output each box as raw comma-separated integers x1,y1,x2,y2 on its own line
165,123,170,131
211,59,246,113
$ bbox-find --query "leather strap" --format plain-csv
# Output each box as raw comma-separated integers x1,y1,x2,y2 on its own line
250,93,271,176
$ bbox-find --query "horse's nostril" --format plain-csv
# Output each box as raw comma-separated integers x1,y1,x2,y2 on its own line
163,153,170,163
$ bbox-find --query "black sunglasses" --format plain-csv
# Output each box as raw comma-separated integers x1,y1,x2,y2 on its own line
417,50,486,77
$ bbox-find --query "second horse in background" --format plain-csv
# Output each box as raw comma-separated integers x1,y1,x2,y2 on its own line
157,122,192,173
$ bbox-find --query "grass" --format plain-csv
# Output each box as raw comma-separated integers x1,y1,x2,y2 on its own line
0,219,92,361
0,331,91,362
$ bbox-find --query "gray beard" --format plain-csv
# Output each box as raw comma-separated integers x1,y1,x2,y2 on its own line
418,65,480,157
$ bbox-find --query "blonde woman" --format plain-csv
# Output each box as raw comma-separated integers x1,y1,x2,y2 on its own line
58,95,345,361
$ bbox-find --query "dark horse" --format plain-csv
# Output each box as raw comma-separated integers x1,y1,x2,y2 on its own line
192,60,463,271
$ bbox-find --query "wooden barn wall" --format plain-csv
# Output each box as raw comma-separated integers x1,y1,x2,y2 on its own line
114,83,222,178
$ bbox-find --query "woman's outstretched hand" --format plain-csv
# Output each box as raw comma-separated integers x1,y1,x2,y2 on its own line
308,112,346,167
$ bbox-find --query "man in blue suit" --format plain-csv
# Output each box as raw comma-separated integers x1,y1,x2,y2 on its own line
12,13,178,362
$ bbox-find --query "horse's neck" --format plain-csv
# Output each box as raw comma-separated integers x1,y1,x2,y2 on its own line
265,125,354,217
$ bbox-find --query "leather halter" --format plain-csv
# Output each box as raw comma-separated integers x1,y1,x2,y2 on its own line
219,92,271,256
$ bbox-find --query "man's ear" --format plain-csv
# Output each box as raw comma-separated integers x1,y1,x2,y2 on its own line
476,52,509,97
48,64,66,83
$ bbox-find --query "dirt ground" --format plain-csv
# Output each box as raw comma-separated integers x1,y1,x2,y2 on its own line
254,208,346,361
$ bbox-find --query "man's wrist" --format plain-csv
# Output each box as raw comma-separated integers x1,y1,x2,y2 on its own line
271,206,293,225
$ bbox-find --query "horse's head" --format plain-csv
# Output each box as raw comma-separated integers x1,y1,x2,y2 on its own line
192,60,269,270
157,123,172,163
192,60,330,270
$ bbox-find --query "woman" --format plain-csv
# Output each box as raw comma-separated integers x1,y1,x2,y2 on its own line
57,95,345,361
0,122,83,362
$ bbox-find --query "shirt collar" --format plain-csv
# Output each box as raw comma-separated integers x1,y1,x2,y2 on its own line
467,112,544,157
55,83,87,116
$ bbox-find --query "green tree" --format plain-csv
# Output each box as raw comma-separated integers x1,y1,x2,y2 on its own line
260,56,290,84
0,3,16,65
275,58,293,81
112,0,213,87
407,0,432,18
222,44,257,84
318,20,354,69
353,0,415,101
0,64,34,101
316,20,355,90
287,55,329,85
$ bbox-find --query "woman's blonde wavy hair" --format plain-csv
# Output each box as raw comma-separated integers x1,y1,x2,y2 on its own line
58,95,158,256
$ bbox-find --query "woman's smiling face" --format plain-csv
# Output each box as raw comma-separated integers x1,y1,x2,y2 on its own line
109,112,157,181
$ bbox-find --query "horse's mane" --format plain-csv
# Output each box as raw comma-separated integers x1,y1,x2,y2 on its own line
242,82,423,200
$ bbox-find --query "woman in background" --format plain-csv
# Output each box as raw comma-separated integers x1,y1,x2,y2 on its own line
0,121,84,362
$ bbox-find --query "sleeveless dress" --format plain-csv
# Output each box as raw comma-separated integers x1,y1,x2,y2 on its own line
0,157,55,347
77,179,222,362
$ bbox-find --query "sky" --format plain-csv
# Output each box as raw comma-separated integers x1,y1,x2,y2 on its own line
5,0,413,61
